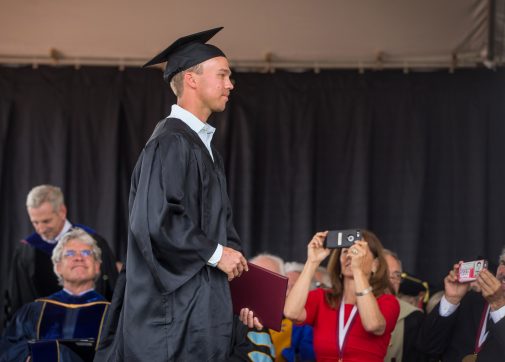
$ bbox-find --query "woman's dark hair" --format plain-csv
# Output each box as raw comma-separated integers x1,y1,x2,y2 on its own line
324,229,391,308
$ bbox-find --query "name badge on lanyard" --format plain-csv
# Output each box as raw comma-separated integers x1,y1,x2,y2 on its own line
337,302,358,362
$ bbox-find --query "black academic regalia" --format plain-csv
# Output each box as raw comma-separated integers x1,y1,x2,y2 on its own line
0,290,109,362
402,309,427,362
417,291,505,362
4,224,118,324
97,117,242,361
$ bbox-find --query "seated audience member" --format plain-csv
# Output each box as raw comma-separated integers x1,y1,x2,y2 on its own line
285,262,330,292
417,249,505,362
230,313,277,362
282,261,316,362
238,253,283,361
383,249,427,362
4,185,118,324
0,228,110,362
283,230,400,361
247,254,316,362
285,262,304,293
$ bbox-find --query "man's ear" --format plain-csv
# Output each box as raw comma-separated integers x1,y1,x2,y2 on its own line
184,71,198,90
94,261,101,275
59,204,67,218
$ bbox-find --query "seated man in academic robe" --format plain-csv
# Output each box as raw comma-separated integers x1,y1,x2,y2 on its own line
0,227,110,362
383,250,427,362
237,254,314,362
4,184,118,328
417,249,505,362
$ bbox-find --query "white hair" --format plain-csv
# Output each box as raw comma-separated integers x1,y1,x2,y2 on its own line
52,228,102,286
250,253,285,276
284,261,304,274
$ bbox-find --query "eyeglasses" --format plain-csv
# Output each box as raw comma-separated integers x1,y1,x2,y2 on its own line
63,249,94,258
389,271,402,281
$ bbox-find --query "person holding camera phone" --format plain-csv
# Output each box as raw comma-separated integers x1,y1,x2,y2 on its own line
417,250,505,362
282,230,400,362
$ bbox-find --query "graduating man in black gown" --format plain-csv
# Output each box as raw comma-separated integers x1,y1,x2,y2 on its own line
4,185,118,329
95,27,248,361
0,228,110,362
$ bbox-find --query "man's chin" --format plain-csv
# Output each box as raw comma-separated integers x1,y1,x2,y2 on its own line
211,101,228,112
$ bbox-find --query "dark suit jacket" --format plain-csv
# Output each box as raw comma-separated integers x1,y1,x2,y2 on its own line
477,314,505,362
417,291,505,362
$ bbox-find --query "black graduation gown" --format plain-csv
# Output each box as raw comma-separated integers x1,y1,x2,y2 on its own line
99,117,242,361
0,290,109,362
4,225,118,324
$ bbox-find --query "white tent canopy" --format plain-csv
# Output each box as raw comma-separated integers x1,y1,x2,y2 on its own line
0,0,503,70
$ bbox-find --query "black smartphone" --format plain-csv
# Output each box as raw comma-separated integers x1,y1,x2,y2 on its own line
324,229,361,249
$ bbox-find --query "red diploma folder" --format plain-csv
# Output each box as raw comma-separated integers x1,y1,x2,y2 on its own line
229,262,288,331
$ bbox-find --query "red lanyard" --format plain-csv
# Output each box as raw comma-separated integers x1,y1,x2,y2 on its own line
474,303,490,354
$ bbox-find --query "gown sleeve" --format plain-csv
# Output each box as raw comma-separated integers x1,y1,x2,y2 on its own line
0,303,40,362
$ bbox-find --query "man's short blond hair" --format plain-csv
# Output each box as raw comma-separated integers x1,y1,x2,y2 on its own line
169,63,204,97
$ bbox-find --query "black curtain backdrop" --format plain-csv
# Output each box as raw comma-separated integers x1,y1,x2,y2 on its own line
1,66,505,316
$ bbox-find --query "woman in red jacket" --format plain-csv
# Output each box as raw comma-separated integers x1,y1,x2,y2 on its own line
284,230,400,362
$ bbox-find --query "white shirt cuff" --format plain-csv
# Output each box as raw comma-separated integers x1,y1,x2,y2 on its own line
207,244,223,267
490,304,505,323
439,295,460,317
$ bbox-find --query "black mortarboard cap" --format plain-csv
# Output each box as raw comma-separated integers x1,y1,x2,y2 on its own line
143,27,226,82
399,272,430,303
